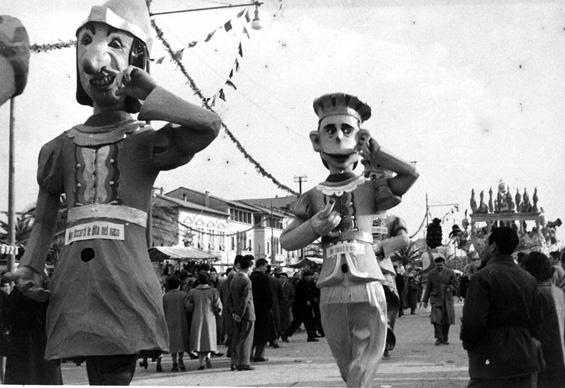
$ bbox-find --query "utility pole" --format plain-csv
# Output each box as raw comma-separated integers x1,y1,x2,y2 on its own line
270,200,276,265
8,99,16,272
293,175,307,196
293,175,307,260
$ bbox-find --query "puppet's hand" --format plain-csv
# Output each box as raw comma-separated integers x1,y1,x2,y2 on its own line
309,200,341,237
3,266,50,302
356,129,381,167
115,66,157,101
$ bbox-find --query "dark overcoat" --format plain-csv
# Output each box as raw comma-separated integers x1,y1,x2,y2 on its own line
422,267,457,325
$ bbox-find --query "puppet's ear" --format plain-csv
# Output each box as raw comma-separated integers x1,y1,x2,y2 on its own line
309,131,321,152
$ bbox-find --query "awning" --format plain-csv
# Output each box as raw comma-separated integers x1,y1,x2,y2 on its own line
287,257,323,268
148,246,219,262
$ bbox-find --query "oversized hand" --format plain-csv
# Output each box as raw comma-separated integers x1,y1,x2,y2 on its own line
115,66,157,101
355,129,381,167
3,266,50,302
310,200,341,237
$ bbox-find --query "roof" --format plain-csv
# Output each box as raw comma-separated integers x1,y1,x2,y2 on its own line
155,194,228,217
239,196,298,211
148,246,219,262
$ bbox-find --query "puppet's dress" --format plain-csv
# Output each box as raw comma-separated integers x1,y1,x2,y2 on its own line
36,111,178,359
293,173,389,387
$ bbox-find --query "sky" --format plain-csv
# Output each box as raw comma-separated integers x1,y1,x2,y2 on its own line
1,0,564,241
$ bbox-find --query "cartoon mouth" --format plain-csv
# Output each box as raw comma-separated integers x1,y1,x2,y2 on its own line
324,152,355,163
89,74,116,88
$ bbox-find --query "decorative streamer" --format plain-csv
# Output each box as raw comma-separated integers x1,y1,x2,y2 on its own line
151,20,298,196
30,40,76,53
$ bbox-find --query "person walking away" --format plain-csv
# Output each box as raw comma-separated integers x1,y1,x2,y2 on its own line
249,258,273,361
405,271,421,314
311,272,324,337
460,226,543,388
161,277,191,372
278,272,294,342
230,256,255,371
422,256,457,345
285,270,318,342
521,251,565,388
266,265,282,348
549,251,565,291
187,270,222,370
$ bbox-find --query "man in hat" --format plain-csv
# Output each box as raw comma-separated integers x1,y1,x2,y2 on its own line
422,256,458,345
6,0,221,384
281,92,418,387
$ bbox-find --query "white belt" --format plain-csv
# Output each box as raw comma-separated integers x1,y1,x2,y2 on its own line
67,204,148,228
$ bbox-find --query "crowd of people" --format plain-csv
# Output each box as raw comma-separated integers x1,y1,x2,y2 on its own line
140,254,325,373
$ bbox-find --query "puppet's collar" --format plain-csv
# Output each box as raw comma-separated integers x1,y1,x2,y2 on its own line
315,174,365,196
67,119,149,146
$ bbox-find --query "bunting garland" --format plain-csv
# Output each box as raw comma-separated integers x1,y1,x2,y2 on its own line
30,40,76,53
151,20,298,196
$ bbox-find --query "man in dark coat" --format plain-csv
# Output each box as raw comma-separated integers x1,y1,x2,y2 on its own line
266,266,282,348
249,258,273,361
285,270,318,342
278,273,294,342
229,256,255,371
422,256,458,345
460,227,543,387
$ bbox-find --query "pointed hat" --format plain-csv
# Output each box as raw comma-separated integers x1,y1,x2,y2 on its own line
77,0,153,54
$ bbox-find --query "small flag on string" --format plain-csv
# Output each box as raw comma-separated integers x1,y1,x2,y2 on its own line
235,58,240,71
156,56,165,64
245,9,251,23
224,20,233,32
188,41,197,48
204,30,216,42
229,69,234,78
243,26,250,39
238,42,243,57
237,9,246,17
226,79,237,90
173,48,185,61
219,89,226,101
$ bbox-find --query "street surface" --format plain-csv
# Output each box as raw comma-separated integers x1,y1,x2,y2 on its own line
62,303,469,387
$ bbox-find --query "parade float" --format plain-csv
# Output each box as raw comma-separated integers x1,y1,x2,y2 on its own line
463,180,560,257
416,180,561,275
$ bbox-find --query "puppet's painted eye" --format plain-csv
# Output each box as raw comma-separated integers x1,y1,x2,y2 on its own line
109,38,124,49
79,35,92,46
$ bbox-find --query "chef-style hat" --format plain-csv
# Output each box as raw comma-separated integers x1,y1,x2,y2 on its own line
313,92,371,123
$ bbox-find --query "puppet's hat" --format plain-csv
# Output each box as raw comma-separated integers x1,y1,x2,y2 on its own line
313,92,371,123
77,0,153,54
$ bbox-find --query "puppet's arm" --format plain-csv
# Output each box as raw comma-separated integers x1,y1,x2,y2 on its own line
357,130,419,197
117,67,221,160
281,201,341,251
5,187,59,301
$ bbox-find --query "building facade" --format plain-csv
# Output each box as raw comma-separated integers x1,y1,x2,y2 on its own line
152,188,302,267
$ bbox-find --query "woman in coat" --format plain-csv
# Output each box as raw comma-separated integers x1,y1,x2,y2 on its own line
188,271,223,370
162,277,191,372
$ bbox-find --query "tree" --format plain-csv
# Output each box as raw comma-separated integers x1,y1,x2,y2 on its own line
391,242,422,273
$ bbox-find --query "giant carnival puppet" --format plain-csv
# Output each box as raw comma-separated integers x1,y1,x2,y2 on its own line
6,0,221,384
0,15,29,106
281,93,419,387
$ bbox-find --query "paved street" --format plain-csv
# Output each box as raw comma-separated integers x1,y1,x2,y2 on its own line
61,303,469,387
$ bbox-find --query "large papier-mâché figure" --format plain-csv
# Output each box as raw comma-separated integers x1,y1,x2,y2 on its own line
0,15,30,106
281,93,418,387
7,0,221,384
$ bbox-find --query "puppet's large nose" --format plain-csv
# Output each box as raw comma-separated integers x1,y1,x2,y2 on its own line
81,48,109,75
